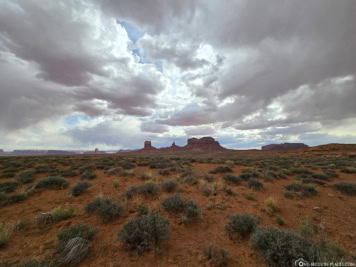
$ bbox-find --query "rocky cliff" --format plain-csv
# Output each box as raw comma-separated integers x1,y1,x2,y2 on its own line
261,143,308,151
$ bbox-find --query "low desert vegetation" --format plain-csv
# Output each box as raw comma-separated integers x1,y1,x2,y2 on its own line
223,174,242,185
333,182,356,195
17,171,35,184
226,213,259,238
35,176,69,190
85,197,124,222
0,153,354,266
118,211,169,253
250,226,346,267
203,244,230,267
210,166,233,174
70,181,90,196
161,193,201,223
161,179,178,192
247,178,264,191
0,222,15,248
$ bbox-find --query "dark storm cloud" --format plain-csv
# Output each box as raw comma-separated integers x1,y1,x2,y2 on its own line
138,37,209,70
99,0,199,34
0,0,165,131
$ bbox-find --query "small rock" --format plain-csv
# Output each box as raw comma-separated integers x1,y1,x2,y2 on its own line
328,194,334,197
313,207,321,212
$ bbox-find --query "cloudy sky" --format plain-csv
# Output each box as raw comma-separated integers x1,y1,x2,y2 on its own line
1,0,356,150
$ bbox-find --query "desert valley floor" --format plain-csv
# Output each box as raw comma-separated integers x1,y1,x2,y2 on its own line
0,146,356,267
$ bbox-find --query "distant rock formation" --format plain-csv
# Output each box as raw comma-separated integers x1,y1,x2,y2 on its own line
142,140,157,150
94,148,99,153
184,137,227,151
139,137,227,152
0,149,3,154
261,143,308,151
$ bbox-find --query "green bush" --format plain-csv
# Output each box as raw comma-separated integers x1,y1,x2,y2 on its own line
334,182,356,195
35,176,69,190
81,171,96,180
223,174,242,185
85,197,123,221
182,200,201,223
7,193,27,204
70,181,90,196
161,193,187,213
161,179,178,192
137,182,160,197
226,213,259,238
284,183,317,197
57,224,98,251
250,226,346,267
210,166,233,174
0,181,19,193
51,206,74,222
203,245,230,267
118,212,169,253
247,178,263,191
17,171,35,184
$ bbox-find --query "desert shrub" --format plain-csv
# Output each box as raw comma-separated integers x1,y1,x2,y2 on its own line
61,237,90,265
202,174,216,183
250,226,316,266
301,178,326,185
210,166,233,174
299,217,315,239
37,212,54,225
201,184,213,197
0,192,7,207
161,193,187,213
120,162,136,170
70,181,90,196
276,216,285,226
333,182,356,195
323,169,338,179
118,212,169,253
311,173,329,181
0,181,19,193
137,204,148,216
226,213,259,238
182,200,201,223
161,179,178,192
17,171,35,184
223,187,236,196
285,183,317,197
57,224,98,251
16,259,58,267
244,193,256,201
158,169,170,176
250,226,346,267
247,178,263,191
7,193,27,204
340,167,356,174
223,174,242,185
124,185,139,199
0,222,15,248
283,191,294,199
137,182,160,197
51,207,74,222
292,168,312,175
203,245,230,267
140,173,152,180
264,197,280,214
85,197,123,221
35,176,69,190
81,171,96,180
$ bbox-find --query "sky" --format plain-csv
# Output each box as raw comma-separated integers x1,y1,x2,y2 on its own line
0,0,356,151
